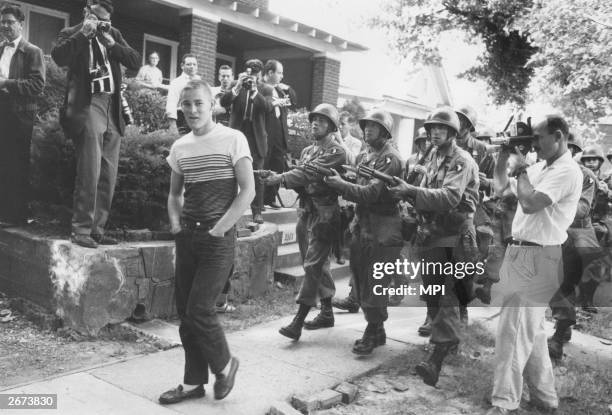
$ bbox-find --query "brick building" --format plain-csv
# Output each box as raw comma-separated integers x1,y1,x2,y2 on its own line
9,0,366,109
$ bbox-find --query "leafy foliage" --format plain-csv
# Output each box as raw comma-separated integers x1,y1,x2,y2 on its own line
515,0,612,122
286,108,313,159
108,127,175,230
371,0,536,106
123,80,169,133
371,0,612,123
37,57,67,119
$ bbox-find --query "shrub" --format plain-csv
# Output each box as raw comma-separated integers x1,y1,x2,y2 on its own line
123,79,169,133
107,126,176,230
37,57,67,120
286,108,313,160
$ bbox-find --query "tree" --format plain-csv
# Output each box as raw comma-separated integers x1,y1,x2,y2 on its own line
371,0,612,123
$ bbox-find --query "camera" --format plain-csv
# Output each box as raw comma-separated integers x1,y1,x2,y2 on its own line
97,21,111,33
486,120,535,156
120,83,134,125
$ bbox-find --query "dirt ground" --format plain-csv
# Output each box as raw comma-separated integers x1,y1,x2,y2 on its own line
314,322,612,415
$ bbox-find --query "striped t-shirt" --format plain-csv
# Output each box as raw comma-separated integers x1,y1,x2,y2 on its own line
167,124,252,223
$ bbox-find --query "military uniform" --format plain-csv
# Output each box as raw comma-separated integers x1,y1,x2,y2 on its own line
413,142,480,345
282,139,346,307
336,143,403,317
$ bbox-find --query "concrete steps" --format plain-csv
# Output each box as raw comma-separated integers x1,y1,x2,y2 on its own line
275,261,352,287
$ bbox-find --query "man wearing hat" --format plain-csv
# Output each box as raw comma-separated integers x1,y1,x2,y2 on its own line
325,109,403,355
388,107,479,386
263,104,346,341
52,0,140,248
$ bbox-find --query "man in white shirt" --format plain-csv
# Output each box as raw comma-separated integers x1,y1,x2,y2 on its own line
338,111,363,165
487,115,582,414
210,64,233,127
166,53,200,135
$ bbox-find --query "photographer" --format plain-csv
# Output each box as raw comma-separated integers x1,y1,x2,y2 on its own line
487,115,582,415
221,59,272,224
51,0,140,248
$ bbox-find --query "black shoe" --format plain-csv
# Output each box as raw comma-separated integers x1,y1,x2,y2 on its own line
352,326,386,355
71,234,98,249
331,297,359,313
416,343,453,387
253,213,264,224
159,384,205,405
336,257,346,265
416,360,440,386
279,317,303,341
214,357,239,400
303,311,334,330
418,315,431,337
475,284,492,305
547,336,564,360
267,202,282,209
91,234,118,245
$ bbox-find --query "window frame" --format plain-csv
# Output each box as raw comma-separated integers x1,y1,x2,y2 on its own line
12,1,70,54
142,33,178,82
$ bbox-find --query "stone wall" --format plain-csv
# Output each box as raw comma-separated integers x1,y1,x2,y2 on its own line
0,224,279,335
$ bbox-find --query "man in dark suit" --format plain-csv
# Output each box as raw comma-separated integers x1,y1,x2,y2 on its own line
0,4,45,227
220,59,272,224
51,0,140,248
262,59,296,209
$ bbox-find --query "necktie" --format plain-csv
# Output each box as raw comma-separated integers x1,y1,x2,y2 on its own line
1,41,16,49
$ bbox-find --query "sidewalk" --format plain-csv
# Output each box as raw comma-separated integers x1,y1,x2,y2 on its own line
2,278,609,414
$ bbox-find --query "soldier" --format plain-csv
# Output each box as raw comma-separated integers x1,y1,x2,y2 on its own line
406,127,430,178
388,107,479,386
263,104,346,341
325,109,404,355
455,106,497,308
548,133,601,359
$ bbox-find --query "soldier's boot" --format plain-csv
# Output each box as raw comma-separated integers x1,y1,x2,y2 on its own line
547,320,572,360
279,304,311,341
332,290,360,313
418,314,432,337
416,343,455,386
303,298,334,330
579,280,599,314
352,323,385,355
475,280,493,305
459,305,469,326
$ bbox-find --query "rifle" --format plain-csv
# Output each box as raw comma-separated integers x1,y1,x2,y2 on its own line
406,143,435,185
342,164,399,186
253,169,273,178
301,162,338,177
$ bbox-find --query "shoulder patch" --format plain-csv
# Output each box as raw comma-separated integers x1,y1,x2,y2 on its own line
456,163,463,173
330,148,337,154
386,157,391,165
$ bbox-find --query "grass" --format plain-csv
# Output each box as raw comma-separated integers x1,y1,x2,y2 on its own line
575,307,612,340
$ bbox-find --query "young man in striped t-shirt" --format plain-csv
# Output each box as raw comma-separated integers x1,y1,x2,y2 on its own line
159,80,255,404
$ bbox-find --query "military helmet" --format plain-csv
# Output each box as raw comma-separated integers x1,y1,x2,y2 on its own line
424,106,461,136
414,127,428,143
580,145,605,163
309,103,339,132
475,127,495,142
567,132,584,153
359,109,394,138
455,105,478,132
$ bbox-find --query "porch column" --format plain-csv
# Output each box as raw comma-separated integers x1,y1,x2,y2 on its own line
310,53,341,109
178,11,219,85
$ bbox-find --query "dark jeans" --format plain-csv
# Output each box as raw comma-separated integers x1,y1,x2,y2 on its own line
175,226,235,384
0,101,33,223
241,121,264,214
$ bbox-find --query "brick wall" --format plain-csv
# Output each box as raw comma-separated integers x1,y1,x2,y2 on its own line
178,14,218,85
310,56,340,109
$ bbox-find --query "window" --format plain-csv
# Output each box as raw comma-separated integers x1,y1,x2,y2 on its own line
142,34,178,84
13,2,69,55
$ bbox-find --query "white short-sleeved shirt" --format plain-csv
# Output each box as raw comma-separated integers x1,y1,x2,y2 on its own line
167,124,252,222
510,150,582,245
